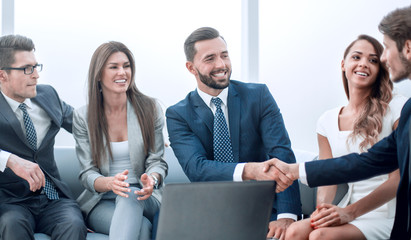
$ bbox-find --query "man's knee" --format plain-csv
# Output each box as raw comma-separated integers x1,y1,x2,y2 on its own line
0,211,34,239
64,214,86,230
51,201,87,237
53,215,87,240
58,208,86,231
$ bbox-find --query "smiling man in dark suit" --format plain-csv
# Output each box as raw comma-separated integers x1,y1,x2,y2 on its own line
268,6,411,240
0,35,86,240
166,27,301,239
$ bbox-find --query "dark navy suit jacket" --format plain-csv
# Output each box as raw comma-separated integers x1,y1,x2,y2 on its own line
305,98,411,239
0,84,74,203
166,80,301,218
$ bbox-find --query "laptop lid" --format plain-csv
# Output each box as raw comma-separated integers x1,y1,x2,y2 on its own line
156,181,275,240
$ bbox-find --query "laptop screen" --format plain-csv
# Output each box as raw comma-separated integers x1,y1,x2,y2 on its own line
156,181,276,240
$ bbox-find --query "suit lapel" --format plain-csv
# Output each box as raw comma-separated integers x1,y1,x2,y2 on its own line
127,100,142,171
227,85,240,163
191,91,214,133
32,90,60,127
0,93,29,147
31,88,60,152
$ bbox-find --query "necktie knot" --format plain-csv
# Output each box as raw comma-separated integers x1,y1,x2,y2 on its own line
211,97,223,110
19,103,28,112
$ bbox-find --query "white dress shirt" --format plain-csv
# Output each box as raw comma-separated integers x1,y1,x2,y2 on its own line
0,91,51,171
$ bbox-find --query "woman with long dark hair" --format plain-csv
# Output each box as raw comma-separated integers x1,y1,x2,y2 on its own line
73,41,167,240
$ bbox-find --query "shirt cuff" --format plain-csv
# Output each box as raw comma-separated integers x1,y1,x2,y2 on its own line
277,213,297,221
0,150,11,172
233,163,246,181
299,162,308,185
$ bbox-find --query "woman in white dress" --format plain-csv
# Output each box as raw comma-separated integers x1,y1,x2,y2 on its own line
286,34,407,240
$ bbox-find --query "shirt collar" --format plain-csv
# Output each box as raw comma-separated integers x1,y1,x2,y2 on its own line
1,91,33,113
197,87,229,108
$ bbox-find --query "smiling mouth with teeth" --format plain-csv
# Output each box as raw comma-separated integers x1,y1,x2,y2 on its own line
114,79,126,83
213,72,226,77
355,72,368,77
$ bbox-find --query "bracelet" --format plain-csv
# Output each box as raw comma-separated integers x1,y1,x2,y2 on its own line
151,174,159,189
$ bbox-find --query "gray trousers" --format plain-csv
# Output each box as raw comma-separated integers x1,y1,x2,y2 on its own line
87,187,160,240
0,195,87,240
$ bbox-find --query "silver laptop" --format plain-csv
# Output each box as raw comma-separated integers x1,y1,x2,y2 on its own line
156,181,275,240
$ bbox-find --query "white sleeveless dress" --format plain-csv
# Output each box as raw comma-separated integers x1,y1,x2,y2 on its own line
316,94,407,239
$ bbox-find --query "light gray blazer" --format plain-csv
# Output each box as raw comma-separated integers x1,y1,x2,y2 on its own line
73,100,168,216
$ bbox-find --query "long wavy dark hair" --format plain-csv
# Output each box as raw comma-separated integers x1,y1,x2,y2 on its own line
342,35,393,151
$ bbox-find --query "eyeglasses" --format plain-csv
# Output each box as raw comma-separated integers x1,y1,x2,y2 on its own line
1,64,43,75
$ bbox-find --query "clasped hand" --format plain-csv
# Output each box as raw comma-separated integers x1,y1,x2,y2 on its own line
310,203,354,228
260,158,299,193
109,170,154,200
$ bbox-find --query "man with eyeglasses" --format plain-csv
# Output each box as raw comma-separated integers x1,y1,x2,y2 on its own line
2,63,43,75
0,35,87,240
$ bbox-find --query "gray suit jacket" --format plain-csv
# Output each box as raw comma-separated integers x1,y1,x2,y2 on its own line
0,84,74,202
73,100,168,216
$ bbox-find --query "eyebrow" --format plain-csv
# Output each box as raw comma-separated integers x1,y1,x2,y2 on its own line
203,53,216,59
352,51,378,57
107,61,130,65
203,51,229,60
17,63,37,68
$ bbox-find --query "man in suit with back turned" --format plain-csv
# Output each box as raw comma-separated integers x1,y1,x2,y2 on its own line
268,6,411,240
166,27,301,239
0,34,86,239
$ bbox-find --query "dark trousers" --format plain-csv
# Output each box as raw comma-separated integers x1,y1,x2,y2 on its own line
0,195,87,240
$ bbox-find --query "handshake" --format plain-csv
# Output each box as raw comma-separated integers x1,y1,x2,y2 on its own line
244,159,300,193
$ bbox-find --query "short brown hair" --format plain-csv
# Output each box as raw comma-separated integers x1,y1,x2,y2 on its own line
378,5,411,52
184,27,222,62
0,35,35,71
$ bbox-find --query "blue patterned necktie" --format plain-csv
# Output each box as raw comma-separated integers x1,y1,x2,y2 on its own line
19,103,59,200
211,97,234,162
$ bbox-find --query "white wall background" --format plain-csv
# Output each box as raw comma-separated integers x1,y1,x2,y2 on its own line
13,0,242,146
259,0,411,153
10,0,411,153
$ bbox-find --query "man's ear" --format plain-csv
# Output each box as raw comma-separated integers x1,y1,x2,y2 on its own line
0,70,8,84
403,39,411,61
186,61,197,76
